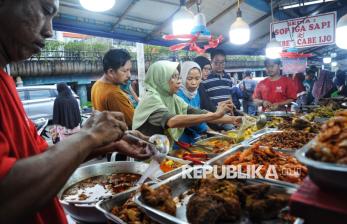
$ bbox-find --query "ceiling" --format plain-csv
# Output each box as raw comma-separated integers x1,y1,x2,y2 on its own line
54,0,347,60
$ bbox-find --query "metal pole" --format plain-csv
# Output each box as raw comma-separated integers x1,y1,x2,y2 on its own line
136,43,146,97
5,64,11,75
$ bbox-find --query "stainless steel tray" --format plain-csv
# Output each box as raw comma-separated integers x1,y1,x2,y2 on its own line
296,140,347,190
134,167,298,224
96,188,135,224
247,130,302,154
263,111,295,117
96,183,160,224
242,128,279,145
58,161,150,223
206,145,300,188
250,127,278,137
156,156,192,180
195,136,236,146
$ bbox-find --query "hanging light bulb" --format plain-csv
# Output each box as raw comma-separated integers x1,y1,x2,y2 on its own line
172,0,195,40
80,0,115,12
229,6,250,45
336,14,347,49
323,57,332,64
331,61,338,67
266,33,282,59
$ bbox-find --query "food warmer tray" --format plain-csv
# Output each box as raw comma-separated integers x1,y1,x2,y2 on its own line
201,129,279,164
250,127,278,138
96,187,139,224
246,130,302,154
206,145,300,188
263,111,295,117
195,136,235,145
296,140,347,190
134,167,301,224
156,156,192,180
58,161,150,223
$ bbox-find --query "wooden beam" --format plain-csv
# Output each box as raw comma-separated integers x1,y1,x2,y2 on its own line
111,0,138,31
206,0,242,27
145,0,197,41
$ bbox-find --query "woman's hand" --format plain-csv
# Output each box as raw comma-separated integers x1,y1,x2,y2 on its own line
214,100,233,118
231,116,243,127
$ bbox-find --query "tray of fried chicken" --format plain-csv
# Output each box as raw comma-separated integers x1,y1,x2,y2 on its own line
96,186,158,224
207,144,307,186
133,167,299,224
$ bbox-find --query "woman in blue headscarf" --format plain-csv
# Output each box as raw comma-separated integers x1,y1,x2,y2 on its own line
176,61,209,145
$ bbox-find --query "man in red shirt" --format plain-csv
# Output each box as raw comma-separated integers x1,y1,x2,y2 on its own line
0,1,151,223
253,58,297,111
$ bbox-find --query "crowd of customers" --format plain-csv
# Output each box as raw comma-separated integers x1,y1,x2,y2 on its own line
54,48,347,146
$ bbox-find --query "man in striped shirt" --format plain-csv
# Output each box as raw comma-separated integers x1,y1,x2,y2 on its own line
201,49,238,130
202,49,235,108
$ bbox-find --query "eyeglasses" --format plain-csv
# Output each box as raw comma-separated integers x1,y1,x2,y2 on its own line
213,61,225,66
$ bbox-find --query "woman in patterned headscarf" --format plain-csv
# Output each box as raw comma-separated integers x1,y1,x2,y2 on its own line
312,70,334,103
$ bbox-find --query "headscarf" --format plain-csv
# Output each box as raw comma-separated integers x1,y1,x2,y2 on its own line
180,61,201,100
194,56,211,69
312,70,334,100
53,83,81,129
132,61,188,141
334,70,346,87
293,73,305,95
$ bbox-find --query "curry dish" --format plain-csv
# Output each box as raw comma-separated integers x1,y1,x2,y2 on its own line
62,173,141,202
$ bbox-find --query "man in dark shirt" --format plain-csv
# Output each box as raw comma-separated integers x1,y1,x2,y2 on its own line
201,49,237,130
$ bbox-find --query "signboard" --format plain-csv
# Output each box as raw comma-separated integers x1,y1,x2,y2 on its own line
282,58,307,75
271,12,336,49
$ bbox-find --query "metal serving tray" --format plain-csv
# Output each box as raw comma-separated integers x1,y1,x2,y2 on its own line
242,128,278,145
156,156,192,180
96,182,162,224
96,188,136,224
250,127,278,138
206,145,300,188
134,167,299,224
195,136,236,146
296,140,347,190
263,111,295,117
58,161,150,223
247,130,312,154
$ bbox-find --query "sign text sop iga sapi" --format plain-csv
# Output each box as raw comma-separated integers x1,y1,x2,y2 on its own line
271,12,336,48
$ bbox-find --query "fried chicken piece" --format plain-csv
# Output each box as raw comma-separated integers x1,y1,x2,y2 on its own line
187,178,241,224
140,184,176,216
245,193,289,220
237,183,270,203
187,192,240,224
